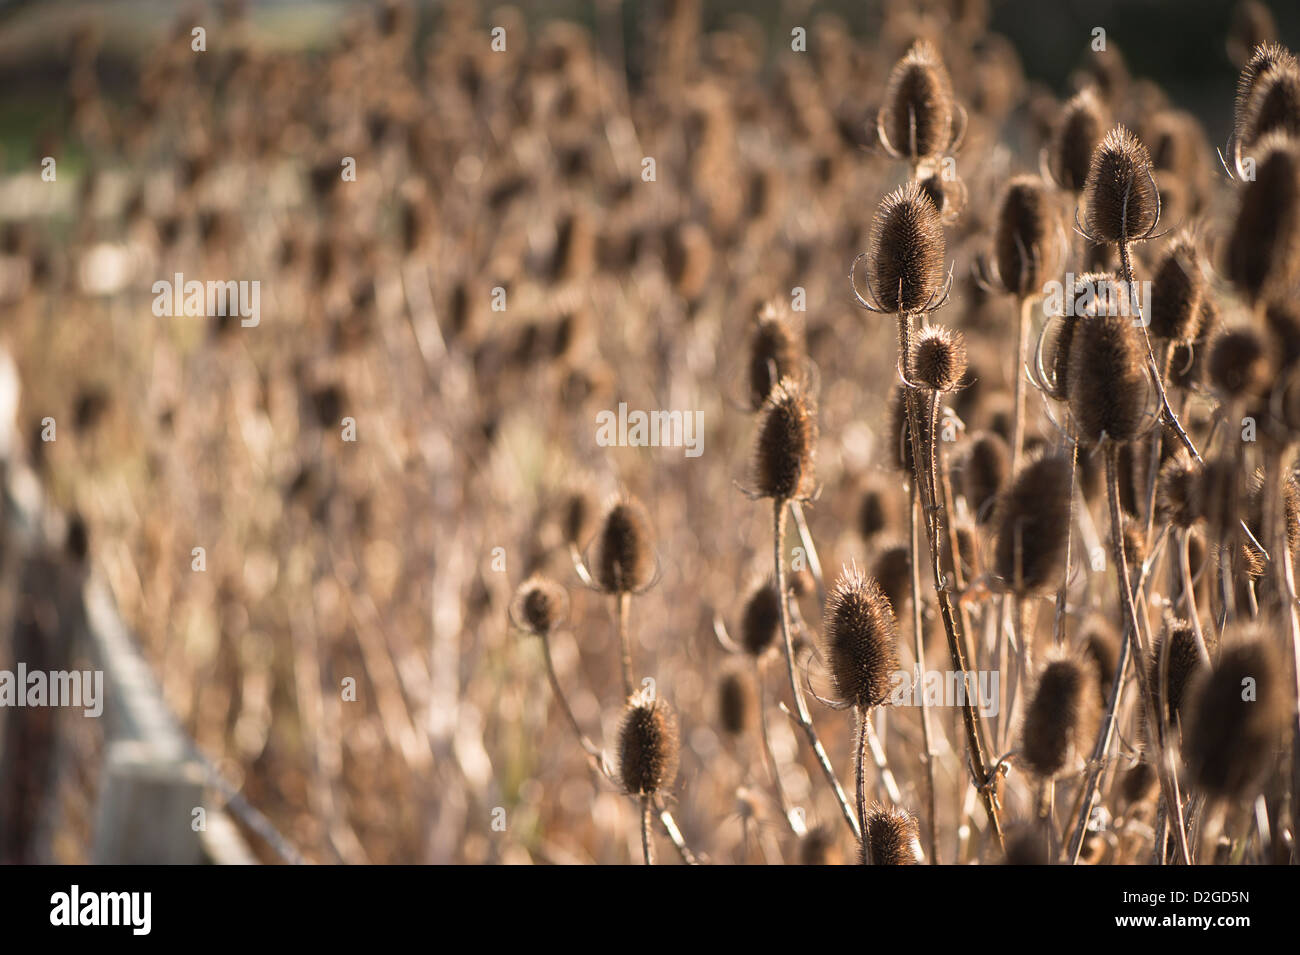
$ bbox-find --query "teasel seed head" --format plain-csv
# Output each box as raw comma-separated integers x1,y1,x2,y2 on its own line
963,430,1010,524
1083,126,1160,245
593,496,657,594
1183,636,1288,799
994,175,1054,296
1120,761,1159,804
917,167,967,223
1208,327,1272,401
561,489,593,547
618,696,680,796
1233,43,1296,144
800,826,845,865
823,566,901,710
878,40,957,162
1067,309,1148,446
747,300,803,411
1080,617,1119,706
1226,133,1300,304
1021,657,1100,778
857,481,896,544
909,324,967,391
993,454,1073,594
750,377,817,502
1286,470,1300,564
865,180,947,315
864,804,923,865
1002,825,1051,865
1157,450,1202,528
1049,87,1108,193
871,543,912,616
1169,294,1221,389
717,672,752,736
740,579,781,657
509,576,569,638
1148,236,1204,341
1144,617,1212,736
1236,59,1300,155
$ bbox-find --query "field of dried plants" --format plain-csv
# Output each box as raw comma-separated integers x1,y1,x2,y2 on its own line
2,0,1300,867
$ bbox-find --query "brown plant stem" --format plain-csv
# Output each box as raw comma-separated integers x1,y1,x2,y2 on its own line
640,795,654,865
616,592,633,699
909,483,941,863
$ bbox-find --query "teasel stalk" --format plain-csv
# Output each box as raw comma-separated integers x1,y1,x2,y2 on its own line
591,496,656,698
907,482,940,862
749,376,861,840
1064,309,1192,864
618,694,680,865
853,182,1005,848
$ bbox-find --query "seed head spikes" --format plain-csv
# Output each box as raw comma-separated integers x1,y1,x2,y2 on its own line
864,804,923,864
823,566,900,710
1048,88,1108,193
509,576,569,637
750,376,817,502
592,496,657,595
1020,657,1099,779
618,696,680,796
993,454,1073,595
852,180,950,317
747,300,803,411
908,324,968,392
1081,126,1161,246
877,40,962,164
993,176,1054,296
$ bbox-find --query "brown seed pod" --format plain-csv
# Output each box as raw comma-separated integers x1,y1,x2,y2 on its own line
1148,236,1204,341
1120,761,1159,804
618,697,680,796
857,481,897,544
561,489,593,547
865,180,947,315
1226,134,1300,305
1020,657,1099,778
1067,309,1148,446
1080,617,1120,706
994,175,1053,296
1183,637,1288,799
1169,294,1221,389
747,301,803,411
871,543,912,616
878,40,957,162
1157,451,1202,528
1145,618,1211,733
909,324,967,391
993,454,1073,594
1233,43,1296,143
750,377,817,502
740,579,781,657
509,576,569,637
864,804,922,865
917,167,967,223
1002,824,1051,865
1208,327,1272,400
963,430,1010,524
1237,60,1300,155
799,826,845,865
823,567,901,709
1083,126,1159,245
593,497,657,594
717,672,752,736
1049,88,1108,192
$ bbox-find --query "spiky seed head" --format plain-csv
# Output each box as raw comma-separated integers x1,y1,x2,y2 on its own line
1080,617,1119,706
1083,126,1159,244
740,579,781,657
1170,294,1221,388
857,483,895,544
1148,236,1204,341
1157,451,1202,528
1067,309,1147,445
717,672,752,736
879,40,956,162
1265,300,1300,371
510,576,569,637
1021,658,1100,778
866,181,947,315
823,567,900,710
1226,134,1300,304
1183,637,1288,799
909,324,967,391
618,697,680,796
1050,88,1108,192
1237,60,1300,153
1120,762,1159,804
751,377,817,501
993,454,1073,594
748,301,803,411
864,804,922,865
963,431,1009,525
1234,43,1296,144
1198,456,1240,543
994,176,1053,295
917,167,967,222
1002,825,1051,865
593,496,656,594
1144,618,1212,737
871,543,911,616
561,490,593,546
1208,327,1272,400
799,826,844,865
